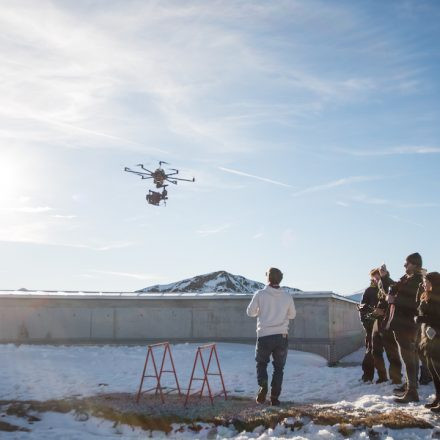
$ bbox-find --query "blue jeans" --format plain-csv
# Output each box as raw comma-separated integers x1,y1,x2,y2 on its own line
255,334,288,398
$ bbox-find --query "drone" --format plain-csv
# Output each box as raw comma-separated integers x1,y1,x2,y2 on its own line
124,161,195,206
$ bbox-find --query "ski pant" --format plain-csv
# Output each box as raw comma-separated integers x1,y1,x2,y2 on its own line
255,334,288,398
372,320,402,383
394,326,418,391
426,355,440,398
361,321,374,381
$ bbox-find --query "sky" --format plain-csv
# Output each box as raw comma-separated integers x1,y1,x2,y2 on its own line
0,0,439,295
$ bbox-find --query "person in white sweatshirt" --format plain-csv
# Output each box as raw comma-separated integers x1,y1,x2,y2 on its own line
246,267,296,405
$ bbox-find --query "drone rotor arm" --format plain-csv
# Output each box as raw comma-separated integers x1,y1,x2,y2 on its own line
136,164,154,173
169,177,195,182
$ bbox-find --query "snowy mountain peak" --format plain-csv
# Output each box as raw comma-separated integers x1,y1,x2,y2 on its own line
136,270,301,294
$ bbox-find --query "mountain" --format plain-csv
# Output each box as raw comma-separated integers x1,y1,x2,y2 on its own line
136,270,302,294
346,289,365,302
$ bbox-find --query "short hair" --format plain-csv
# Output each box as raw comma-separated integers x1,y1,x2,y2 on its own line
267,267,283,285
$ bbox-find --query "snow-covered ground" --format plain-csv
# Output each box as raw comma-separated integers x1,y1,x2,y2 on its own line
1,343,439,439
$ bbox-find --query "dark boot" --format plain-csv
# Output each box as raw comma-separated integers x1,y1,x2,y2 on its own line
394,388,419,404
270,396,281,406
424,397,440,409
431,404,440,413
256,385,267,404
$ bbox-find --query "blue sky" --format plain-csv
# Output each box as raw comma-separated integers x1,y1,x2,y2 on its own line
0,0,439,294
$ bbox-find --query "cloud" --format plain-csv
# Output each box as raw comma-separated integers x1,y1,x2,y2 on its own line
336,146,440,157
292,176,381,197
196,223,231,237
387,214,424,228
51,214,77,219
0,0,418,158
219,167,293,188
88,270,163,282
282,228,296,248
336,201,349,207
351,194,439,208
4,206,54,213
253,232,264,239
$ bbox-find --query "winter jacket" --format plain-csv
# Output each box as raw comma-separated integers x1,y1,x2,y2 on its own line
416,295,440,361
246,285,296,337
359,286,379,326
383,273,423,331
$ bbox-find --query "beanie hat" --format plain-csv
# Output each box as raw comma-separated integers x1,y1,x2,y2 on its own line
406,252,422,268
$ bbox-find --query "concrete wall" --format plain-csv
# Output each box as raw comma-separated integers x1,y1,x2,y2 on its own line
0,292,363,363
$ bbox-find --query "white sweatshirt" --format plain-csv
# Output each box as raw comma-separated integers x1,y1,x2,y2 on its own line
246,285,296,337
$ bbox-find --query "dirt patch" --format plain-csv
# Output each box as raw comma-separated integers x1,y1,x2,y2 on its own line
0,393,434,434
0,419,30,433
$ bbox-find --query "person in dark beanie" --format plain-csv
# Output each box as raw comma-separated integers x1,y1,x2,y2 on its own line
246,268,296,406
381,253,424,403
416,272,440,412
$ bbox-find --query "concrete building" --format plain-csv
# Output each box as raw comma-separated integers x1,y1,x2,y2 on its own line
0,291,362,364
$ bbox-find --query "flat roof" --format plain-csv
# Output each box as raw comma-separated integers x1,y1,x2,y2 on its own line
0,290,358,303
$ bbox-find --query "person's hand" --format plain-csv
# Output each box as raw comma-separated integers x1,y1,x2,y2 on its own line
387,294,396,304
379,264,388,277
373,308,385,316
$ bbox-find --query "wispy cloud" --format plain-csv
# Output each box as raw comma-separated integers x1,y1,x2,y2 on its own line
336,201,350,207
4,206,54,213
387,214,424,228
336,146,440,157
196,223,231,237
88,270,163,282
51,214,77,219
292,176,381,197
253,232,264,239
219,167,293,188
351,194,439,208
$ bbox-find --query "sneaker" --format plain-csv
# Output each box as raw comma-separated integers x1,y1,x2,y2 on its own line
270,396,281,406
256,385,267,404
394,389,419,404
424,398,440,409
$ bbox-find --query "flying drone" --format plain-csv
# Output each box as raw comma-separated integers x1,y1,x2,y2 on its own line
124,161,195,206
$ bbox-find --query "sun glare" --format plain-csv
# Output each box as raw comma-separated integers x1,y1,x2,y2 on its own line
0,149,28,204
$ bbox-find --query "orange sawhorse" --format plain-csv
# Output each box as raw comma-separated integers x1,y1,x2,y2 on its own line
184,343,227,407
136,342,181,403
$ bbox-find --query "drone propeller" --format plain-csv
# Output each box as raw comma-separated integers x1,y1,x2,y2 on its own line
159,161,169,166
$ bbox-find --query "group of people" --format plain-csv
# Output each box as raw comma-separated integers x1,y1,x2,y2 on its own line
359,252,440,411
245,258,440,412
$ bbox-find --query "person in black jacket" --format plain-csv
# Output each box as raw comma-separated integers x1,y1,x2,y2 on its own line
381,253,424,403
358,270,379,382
370,268,402,384
416,272,440,412
359,268,401,383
